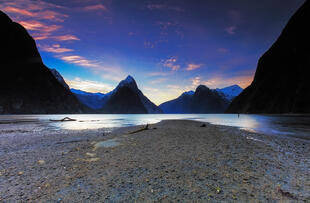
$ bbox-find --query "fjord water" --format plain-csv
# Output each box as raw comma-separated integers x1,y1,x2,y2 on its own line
0,114,309,140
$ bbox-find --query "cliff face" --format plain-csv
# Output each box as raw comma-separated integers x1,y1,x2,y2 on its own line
227,1,310,113
0,11,84,114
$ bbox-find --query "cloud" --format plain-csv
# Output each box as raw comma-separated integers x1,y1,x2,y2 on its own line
146,4,184,12
0,1,67,22
185,64,203,71
52,35,80,41
83,4,107,11
191,77,201,87
225,26,237,35
203,74,253,89
18,20,61,32
147,72,171,77
2,6,34,16
0,0,72,42
66,77,114,93
149,78,167,84
57,54,126,82
59,55,97,67
162,57,180,71
39,44,73,53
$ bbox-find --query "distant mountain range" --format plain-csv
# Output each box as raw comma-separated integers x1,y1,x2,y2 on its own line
0,11,84,114
159,85,241,114
69,76,243,114
227,0,310,113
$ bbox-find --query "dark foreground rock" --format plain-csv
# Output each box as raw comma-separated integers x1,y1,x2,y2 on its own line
227,1,310,113
0,11,84,114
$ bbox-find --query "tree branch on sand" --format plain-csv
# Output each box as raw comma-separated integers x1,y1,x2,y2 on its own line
128,124,149,134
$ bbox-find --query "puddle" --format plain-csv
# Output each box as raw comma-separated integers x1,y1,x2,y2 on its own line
94,138,121,150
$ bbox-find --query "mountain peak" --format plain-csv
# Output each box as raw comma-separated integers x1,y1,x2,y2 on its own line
117,75,138,89
196,85,210,92
125,75,135,83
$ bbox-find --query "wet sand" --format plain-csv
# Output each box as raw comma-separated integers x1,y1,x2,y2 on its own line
0,120,309,202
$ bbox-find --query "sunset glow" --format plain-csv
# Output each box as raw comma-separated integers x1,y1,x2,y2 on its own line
0,0,303,104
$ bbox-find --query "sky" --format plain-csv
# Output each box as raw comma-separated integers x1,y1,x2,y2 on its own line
0,0,305,105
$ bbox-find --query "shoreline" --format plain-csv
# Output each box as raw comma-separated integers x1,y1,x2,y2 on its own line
0,120,309,202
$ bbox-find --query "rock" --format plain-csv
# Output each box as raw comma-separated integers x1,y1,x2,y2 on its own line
227,1,310,113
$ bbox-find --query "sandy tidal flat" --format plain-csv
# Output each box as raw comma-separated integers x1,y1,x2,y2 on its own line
0,120,309,202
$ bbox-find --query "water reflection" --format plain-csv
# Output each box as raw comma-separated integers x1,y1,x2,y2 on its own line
0,114,309,139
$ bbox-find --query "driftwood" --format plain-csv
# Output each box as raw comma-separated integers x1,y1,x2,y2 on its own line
128,124,149,134
50,117,77,122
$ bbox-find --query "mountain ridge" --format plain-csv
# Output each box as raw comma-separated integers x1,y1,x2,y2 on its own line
159,85,230,113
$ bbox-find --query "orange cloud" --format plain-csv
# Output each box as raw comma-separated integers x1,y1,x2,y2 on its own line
83,4,107,11
204,75,253,89
162,57,180,71
186,64,203,71
53,35,80,41
18,20,61,32
39,44,73,53
2,6,34,16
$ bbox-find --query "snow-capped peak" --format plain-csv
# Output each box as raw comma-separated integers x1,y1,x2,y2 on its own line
215,85,243,101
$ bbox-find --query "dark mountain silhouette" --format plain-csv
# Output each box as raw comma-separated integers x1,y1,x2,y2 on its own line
227,1,310,113
159,91,194,113
100,76,162,114
49,68,70,90
159,85,229,113
0,11,84,114
101,86,148,114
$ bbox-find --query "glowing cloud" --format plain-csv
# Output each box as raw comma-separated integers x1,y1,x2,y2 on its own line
2,6,34,16
66,78,114,93
39,44,73,53
53,35,80,41
162,57,180,71
83,4,107,11
18,21,61,32
186,64,203,71
146,4,184,12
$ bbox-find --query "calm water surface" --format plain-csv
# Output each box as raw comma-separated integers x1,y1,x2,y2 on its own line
0,114,309,139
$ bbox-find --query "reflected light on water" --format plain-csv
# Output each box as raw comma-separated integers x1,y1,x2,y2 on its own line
0,114,310,139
